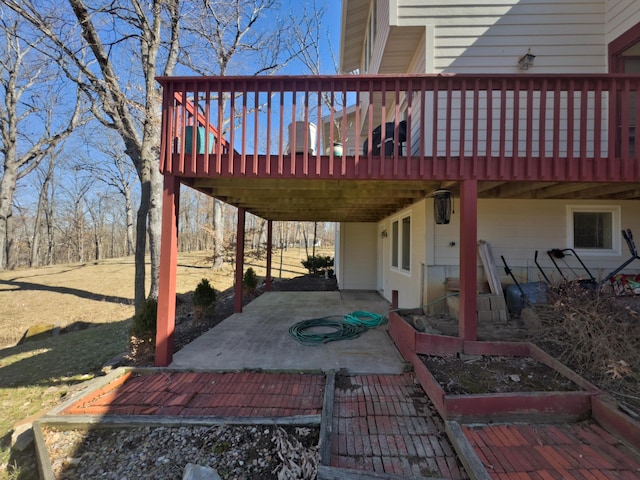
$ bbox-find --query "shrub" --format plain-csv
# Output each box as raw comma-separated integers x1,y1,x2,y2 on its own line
130,298,157,339
193,278,217,308
301,255,334,275
526,284,640,389
243,267,258,292
193,278,217,322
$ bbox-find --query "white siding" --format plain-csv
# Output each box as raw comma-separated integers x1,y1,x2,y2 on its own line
378,202,427,308
424,199,640,305
339,223,378,290
607,0,640,44
396,0,607,74
371,197,640,310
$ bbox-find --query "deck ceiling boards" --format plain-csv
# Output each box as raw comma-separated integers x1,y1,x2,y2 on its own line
186,178,442,222
183,177,640,223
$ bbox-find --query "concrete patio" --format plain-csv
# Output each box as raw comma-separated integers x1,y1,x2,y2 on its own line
170,290,407,374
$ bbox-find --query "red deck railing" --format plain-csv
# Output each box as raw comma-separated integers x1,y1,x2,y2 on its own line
157,74,640,182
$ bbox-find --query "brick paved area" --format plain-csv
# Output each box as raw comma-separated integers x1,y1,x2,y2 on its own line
63,371,325,417
462,422,640,479
331,373,467,479
56,369,640,480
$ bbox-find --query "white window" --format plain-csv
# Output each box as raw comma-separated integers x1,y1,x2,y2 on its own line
567,205,621,255
391,214,411,272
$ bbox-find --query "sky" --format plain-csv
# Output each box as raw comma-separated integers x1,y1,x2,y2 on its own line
12,0,346,212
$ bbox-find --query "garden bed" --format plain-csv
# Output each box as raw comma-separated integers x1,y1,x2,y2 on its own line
388,310,598,423
420,354,582,395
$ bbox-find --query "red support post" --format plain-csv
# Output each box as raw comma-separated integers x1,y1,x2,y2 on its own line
155,175,180,367
459,179,478,341
234,208,246,313
266,220,273,291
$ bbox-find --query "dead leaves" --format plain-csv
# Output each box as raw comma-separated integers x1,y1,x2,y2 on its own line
605,360,633,380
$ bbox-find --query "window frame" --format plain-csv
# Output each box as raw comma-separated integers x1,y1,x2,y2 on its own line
566,205,621,256
390,213,412,274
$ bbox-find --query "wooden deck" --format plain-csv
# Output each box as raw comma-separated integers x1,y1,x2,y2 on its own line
157,73,640,222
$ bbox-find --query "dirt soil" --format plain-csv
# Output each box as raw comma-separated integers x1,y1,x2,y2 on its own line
128,274,339,366
420,354,582,395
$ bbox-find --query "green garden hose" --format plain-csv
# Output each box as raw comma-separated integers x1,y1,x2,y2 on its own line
288,315,368,345
289,294,459,346
343,310,388,328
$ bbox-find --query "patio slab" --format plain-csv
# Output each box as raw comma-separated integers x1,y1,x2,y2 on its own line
170,291,406,374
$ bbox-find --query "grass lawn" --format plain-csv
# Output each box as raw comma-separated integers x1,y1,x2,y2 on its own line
0,248,328,479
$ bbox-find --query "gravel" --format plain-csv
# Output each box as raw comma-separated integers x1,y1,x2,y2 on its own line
43,424,320,479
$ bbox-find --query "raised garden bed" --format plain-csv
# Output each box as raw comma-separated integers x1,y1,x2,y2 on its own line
388,310,598,423
420,354,582,395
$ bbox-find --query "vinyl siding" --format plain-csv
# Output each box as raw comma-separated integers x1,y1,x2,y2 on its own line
607,0,640,44
395,0,607,74
339,223,378,290
423,199,640,307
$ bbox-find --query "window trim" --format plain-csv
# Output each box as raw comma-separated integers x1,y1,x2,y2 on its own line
390,213,412,274
566,205,621,256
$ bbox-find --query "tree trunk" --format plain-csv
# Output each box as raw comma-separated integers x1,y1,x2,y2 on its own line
212,198,224,269
124,183,135,256
134,177,150,311
147,162,162,300
0,163,18,270
30,185,46,267
312,222,317,257
45,182,55,266
6,216,18,270
31,159,56,267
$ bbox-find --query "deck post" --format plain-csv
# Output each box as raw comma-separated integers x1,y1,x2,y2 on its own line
155,175,180,367
266,220,273,291
234,208,246,313
459,179,478,341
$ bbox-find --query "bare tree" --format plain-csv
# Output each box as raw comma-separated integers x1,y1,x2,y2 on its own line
0,14,85,269
7,0,324,300
182,0,322,269
79,131,138,257
6,0,180,309
30,151,57,267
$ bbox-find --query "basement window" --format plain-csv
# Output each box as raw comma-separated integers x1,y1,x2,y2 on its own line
567,205,620,255
391,214,411,272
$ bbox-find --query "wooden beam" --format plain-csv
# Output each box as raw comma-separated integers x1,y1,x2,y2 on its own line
266,220,273,291
563,183,639,199
459,179,478,342
234,208,246,313
493,181,557,198
532,182,600,198
155,175,180,367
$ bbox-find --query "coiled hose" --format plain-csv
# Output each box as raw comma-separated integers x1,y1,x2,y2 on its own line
288,293,460,346
289,311,388,345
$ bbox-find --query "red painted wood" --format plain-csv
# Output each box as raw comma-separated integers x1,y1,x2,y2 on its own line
266,220,273,292
591,394,640,452
414,333,463,356
459,179,478,341
155,175,180,367
234,208,246,313
387,311,416,359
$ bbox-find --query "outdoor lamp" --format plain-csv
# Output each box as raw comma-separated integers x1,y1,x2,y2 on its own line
518,49,536,70
433,189,452,225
